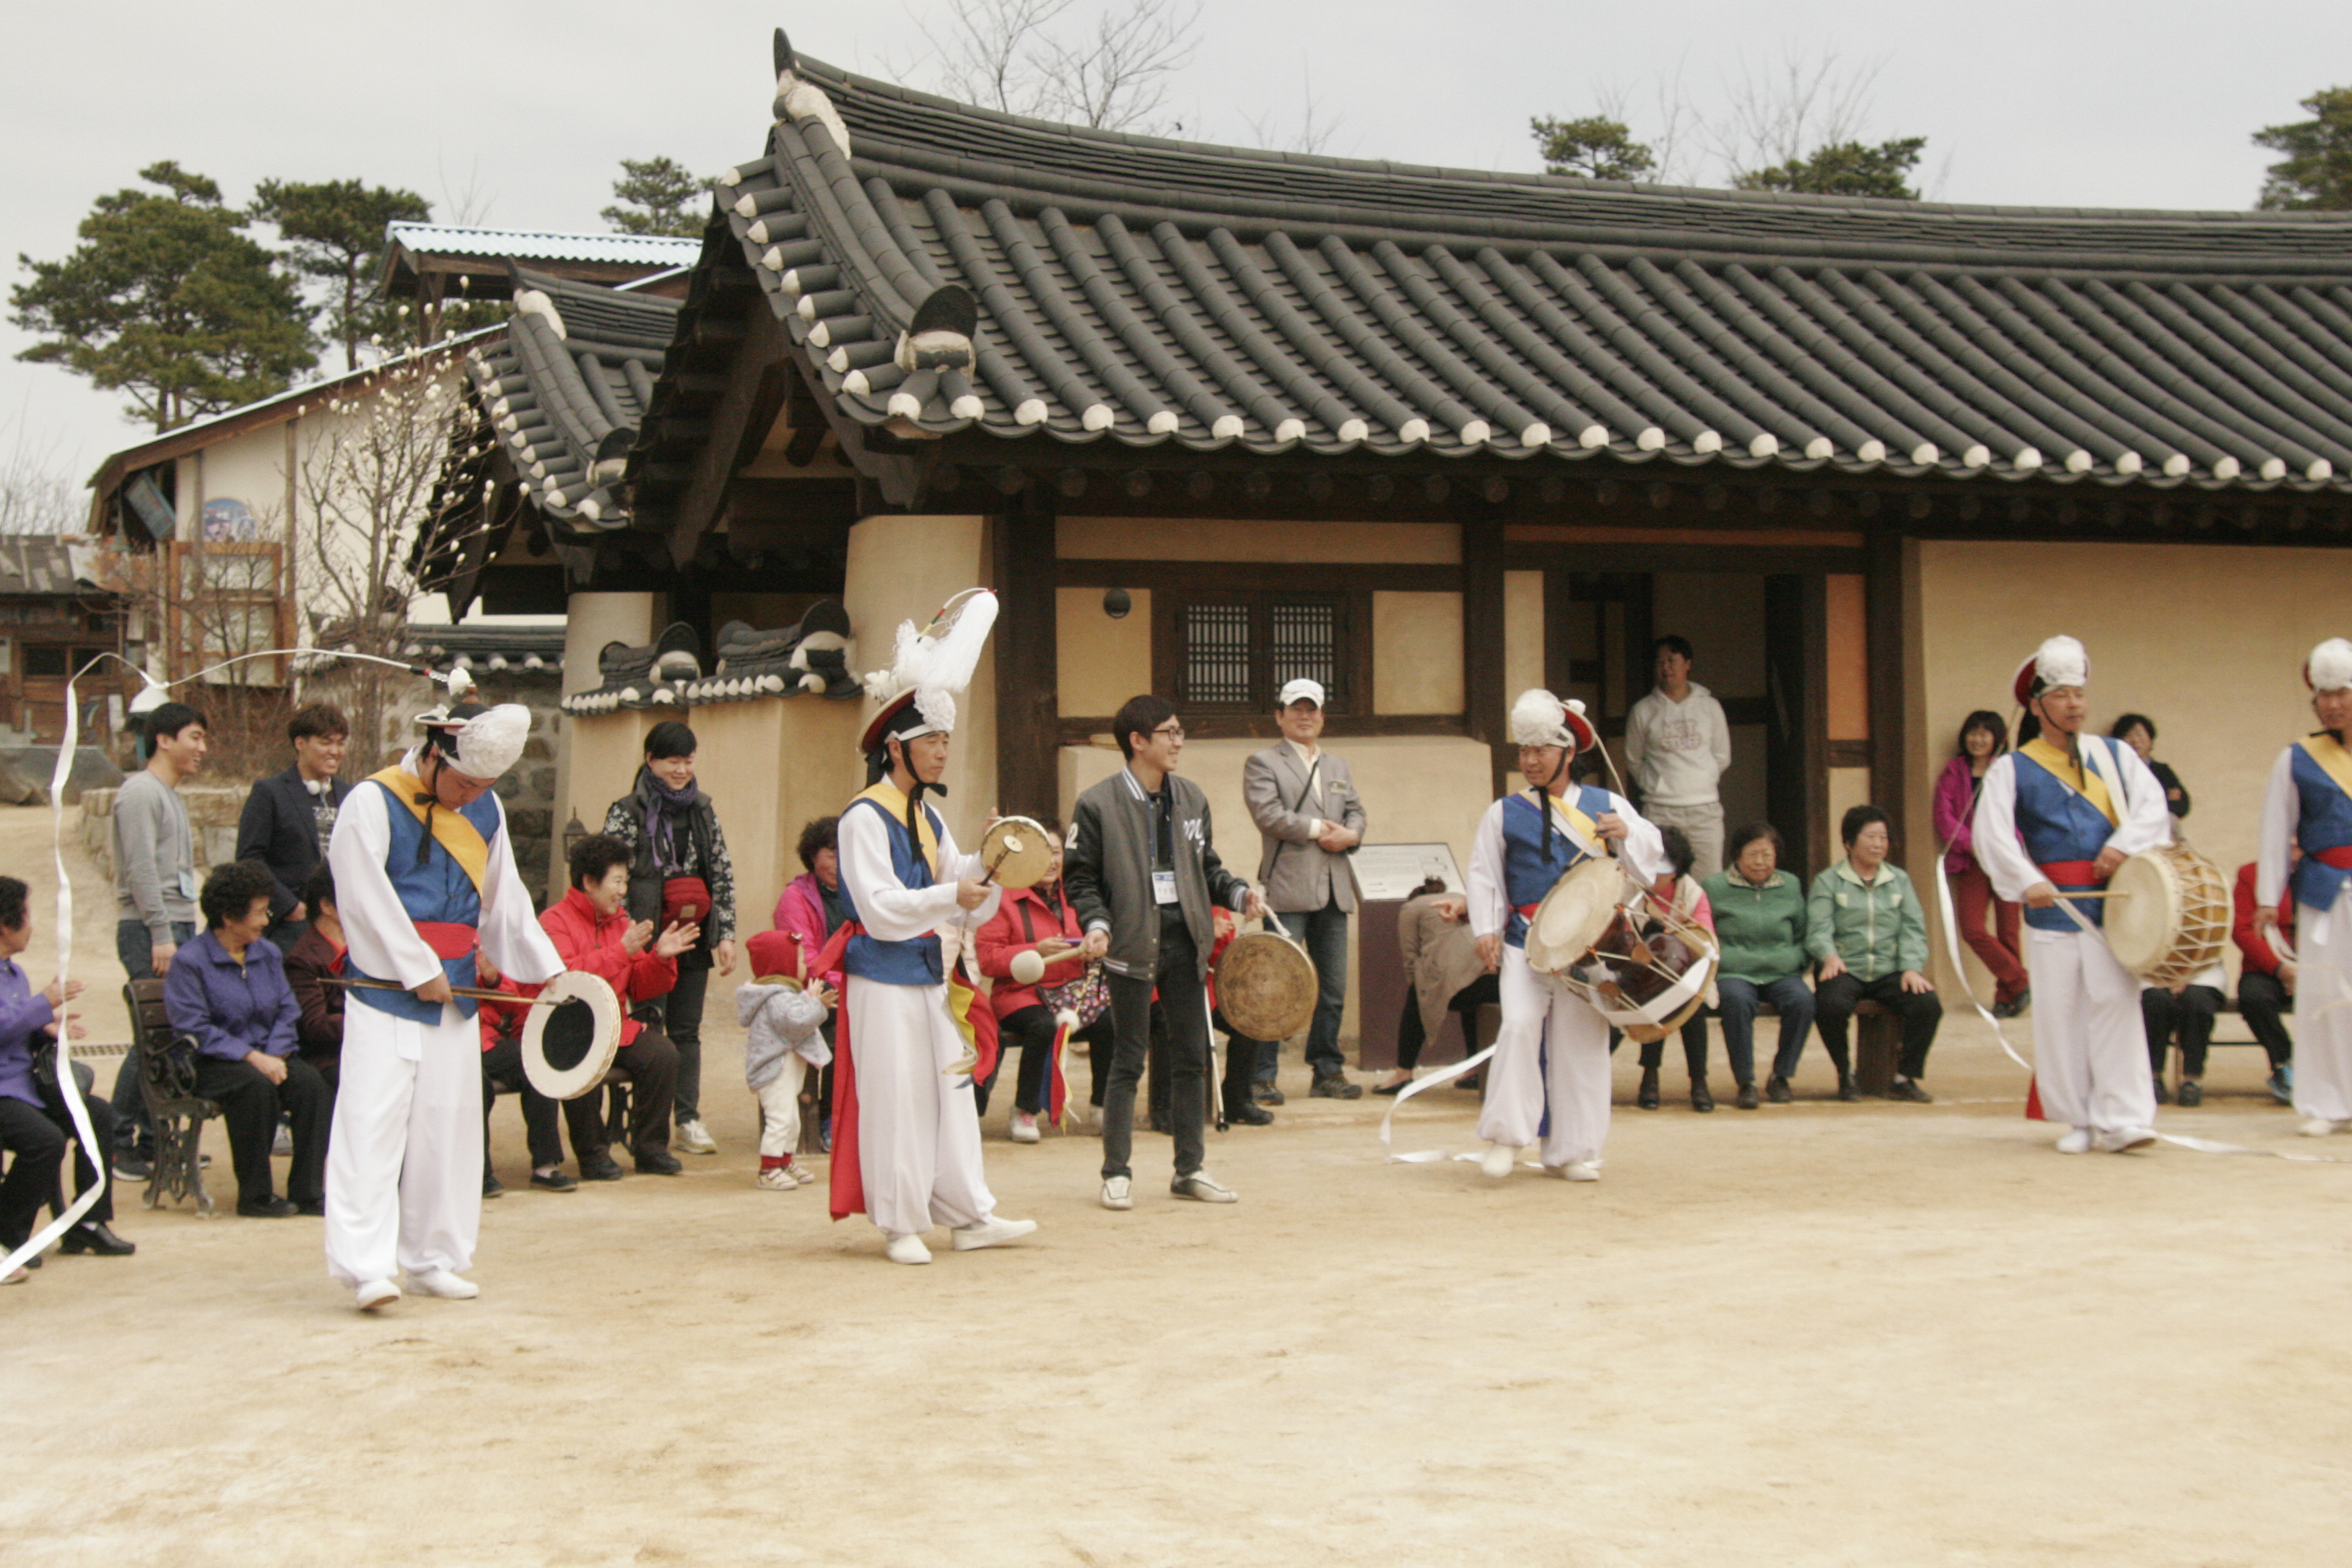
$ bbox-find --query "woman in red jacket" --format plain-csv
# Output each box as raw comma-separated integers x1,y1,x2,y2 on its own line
973,821,1111,1142
1932,709,2030,1018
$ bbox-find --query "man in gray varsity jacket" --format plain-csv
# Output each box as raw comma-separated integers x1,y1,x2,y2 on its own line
1240,679,1367,1103
1065,693,1263,1212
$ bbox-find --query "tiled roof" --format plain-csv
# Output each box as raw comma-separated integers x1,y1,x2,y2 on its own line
0,538,106,596
386,224,703,268
711,37,2352,493
461,268,682,531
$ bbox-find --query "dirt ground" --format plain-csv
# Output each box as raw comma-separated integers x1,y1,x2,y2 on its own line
5,803,2349,1567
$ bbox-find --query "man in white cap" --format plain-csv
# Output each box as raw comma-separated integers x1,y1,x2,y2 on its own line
1973,636,2171,1154
828,590,1036,1265
2257,638,2352,1136
1239,677,1367,1108
1465,690,1663,1181
324,690,562,1310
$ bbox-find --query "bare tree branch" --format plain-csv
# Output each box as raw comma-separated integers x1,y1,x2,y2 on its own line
1244,63,1344,156
0,418,81,536
893,0,1199,133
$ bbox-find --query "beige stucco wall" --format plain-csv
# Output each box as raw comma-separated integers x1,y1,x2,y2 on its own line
1057,587,1152,718
1503,570,1543,703
689,697,867,940
842,515,996,850
1058,518,1460,564
1057,734,1494,1051
1913,539,2352,994
1371,591,1464,714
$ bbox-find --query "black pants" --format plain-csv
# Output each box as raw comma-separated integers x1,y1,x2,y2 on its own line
661,963,710,1123
2238,973,2295,1070
1395,973,1502,1071
1814,972,1942,1081
981,1006,1114,1117
2143,983,2224,1078
595,1028,679,1159
1210,1010,1263,1114
190,1053,330,1207
0,1074,118,1245
1102,913,1210,1181
1612,1016,1710,1079
481,1036,603,1171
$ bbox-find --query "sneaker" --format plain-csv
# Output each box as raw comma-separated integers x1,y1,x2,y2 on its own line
1888,1079,1934,1104
1835,1075,1859,1103
2176,1079,2204,1108
2094,1127,2158,1154
1010,1112,1040,1144
2056,1128,2094,1155
110,1154,152,1183
407,1268,480,1300
1556,1160,1601,1182
2267,1069,2294,1105
1479,1141,1518,1179
1309,1074,1363,1100
756,1166,799,1191
950,1215,1038,1251
237,1195,295,1218
528,1169,579,1193
1099,1176,1134,1210
675,1118,718,1155
354,1279,401,1312
791,1161,818,1185
1171,1171,1238,1203
885,1234,932,1265
1764,1075,1792,1105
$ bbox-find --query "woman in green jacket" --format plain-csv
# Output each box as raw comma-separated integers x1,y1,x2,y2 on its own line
1700,823,1814,1110
1806,805,1942,1104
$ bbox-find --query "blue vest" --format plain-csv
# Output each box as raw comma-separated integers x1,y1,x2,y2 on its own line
840,795,945,987
2289,740,2352,913
346,780,502,1022
1501,785,1614,948
2011,739,2126,932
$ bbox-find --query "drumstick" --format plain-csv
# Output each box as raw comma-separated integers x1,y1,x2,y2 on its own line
2051,889,2130,899
318,975,573,1008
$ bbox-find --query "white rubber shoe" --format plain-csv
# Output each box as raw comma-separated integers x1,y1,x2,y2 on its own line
2298,1116,2338,1138
2094,1128,2157,1154
675,1119,718,1155
407,1269,479,1300
1099,1176,1134,1210
1010,1112,1040,1144
2055,1128,2094,1155
950,1216,1038,1251
1480,1141,1519,1179
885,1234,933,1265
1556,1161,1601,1182
354,1279,401,1312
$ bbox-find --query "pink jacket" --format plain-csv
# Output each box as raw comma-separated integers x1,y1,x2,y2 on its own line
771,873,844,994
1931,755,1982,873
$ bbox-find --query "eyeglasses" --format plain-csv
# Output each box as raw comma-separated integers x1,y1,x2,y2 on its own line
1151,723,1185,740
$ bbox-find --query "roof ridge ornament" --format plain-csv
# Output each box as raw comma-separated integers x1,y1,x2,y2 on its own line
896,283,978,377
773,28,850,160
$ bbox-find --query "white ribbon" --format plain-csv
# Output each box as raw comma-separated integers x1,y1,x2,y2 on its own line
1932,850,2035,1075
1379,1042,1497,1162
2,646,461,1277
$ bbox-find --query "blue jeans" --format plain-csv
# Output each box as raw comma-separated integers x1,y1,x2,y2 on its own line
1253,900,1350,1083
113,918,196,1155
1715,973,1816,1084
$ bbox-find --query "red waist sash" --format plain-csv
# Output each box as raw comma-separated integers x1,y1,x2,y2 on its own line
2037,860,2102,885
414,921,476,959
2314,846,2352,871
1514,903,1540,918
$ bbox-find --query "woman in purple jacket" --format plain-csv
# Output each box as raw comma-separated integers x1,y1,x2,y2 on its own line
1932,710,2030,1018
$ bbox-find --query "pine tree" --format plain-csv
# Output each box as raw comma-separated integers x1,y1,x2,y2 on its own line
2255,87,2352,210
601,157,710,238
252,178,432,370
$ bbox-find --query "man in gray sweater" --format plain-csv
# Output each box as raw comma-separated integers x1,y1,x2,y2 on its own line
108,700,207,1175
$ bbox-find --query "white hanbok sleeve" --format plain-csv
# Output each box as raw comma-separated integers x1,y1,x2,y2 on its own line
328,785,444,991
839,803,979,942
1606,791,1667,885
1971,756,2040,904
478,799,562,985
2106,742,2172,858
1466,800,1508,940
2257,747,2300,910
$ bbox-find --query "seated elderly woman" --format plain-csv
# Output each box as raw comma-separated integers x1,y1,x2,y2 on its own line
281,862,346,1094
163,860,331,1217
0,874,134,1281
1702,823,1816,1108
1806,805,1942,1104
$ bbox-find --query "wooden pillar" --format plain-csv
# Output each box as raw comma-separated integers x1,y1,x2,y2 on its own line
1462,516,1506,794
993,492,1059,820
1865,528,1909,859
1765,573,1828,877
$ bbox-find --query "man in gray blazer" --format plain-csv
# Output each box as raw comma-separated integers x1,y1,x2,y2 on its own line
1241,679,1367,1102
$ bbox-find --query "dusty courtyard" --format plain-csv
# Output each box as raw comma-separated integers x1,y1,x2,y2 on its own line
3,804,2347,1566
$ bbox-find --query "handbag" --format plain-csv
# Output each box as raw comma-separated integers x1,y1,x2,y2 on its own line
1018,896,1110,1026
660,876,712,930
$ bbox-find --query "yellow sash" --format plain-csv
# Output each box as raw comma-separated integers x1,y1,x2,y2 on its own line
2299,732,2352,808
1527,788,1600,855
368,765,489,894
2020,738,2117,828
852,781,941,875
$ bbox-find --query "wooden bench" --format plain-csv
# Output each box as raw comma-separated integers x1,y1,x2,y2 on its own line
122,979,219,1216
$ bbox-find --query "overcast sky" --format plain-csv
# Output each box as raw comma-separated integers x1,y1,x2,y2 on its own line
5,0,2345,494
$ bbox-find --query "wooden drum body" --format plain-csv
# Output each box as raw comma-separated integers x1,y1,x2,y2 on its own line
2104,841,2230,985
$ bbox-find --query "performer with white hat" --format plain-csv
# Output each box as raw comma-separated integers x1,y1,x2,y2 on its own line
1971,636,2171,1153
2257,639,2352,1136
324,685,562,1309
823,590,1036,1265
1465,690,1663,1181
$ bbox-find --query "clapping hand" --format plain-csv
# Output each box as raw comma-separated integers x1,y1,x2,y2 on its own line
622,919,656,954
653,920,701,959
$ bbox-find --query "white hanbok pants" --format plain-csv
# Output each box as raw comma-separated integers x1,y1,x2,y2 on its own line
2025,927,2157,1134
756,1056,808,1160
1478,945,1612,1168
325,1001,484,1286
847,977,995,1238
2290,902,2352,1124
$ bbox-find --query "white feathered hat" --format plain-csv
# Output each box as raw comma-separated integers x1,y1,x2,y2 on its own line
1510,689,1598,753
2305,638,2352,692
2012,634,2089,706
858,588,999,756
415,698,532,779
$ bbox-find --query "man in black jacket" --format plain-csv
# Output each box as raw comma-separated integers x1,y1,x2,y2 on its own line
1065,694,1263,1212
234,704,350,952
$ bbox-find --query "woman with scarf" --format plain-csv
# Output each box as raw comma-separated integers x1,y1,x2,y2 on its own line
603,722,738,1156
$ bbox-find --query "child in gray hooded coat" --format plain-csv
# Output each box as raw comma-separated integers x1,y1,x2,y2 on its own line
738,930,832,1189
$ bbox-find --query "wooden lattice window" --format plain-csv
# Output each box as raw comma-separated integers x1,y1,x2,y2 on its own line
1174,591,1349,712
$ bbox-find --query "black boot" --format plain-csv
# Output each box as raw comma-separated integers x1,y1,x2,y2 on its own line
1689,1076,1714,1114
1827,1042,1857,1101
1637,1067,1661,1110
